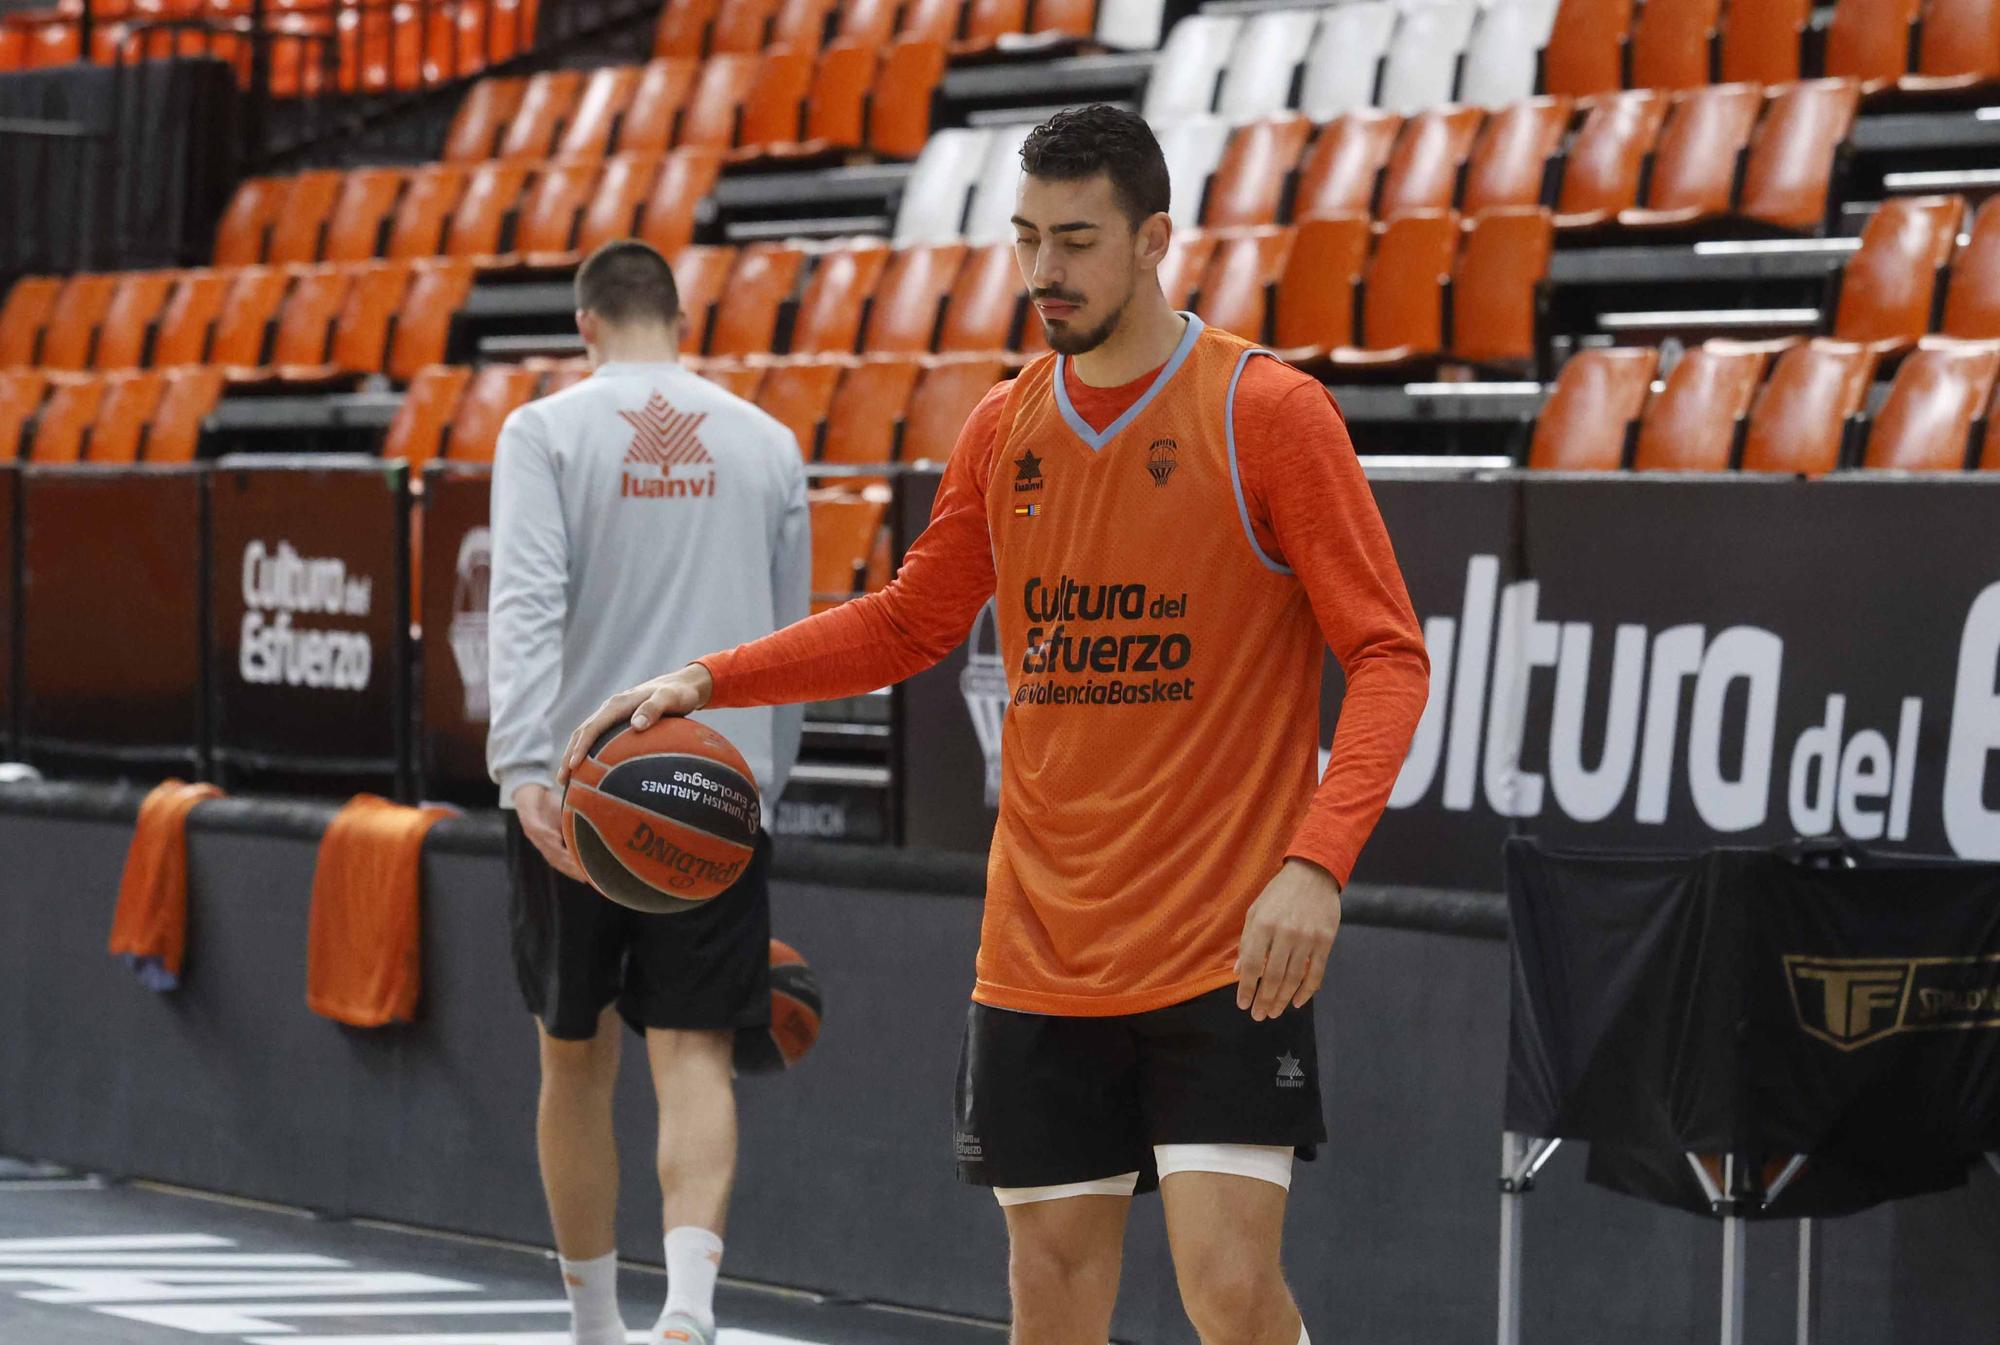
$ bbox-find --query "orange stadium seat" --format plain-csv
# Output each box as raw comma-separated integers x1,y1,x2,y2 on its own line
152,270,232,366
497,70,584,162
634,148,725,258
1451,206,1555,368
0,276,61,367
1555,91,1669,230
266,170,348,264
1325,210,1457,373
864,243,966,353
37,273,119,371
671,244,739,352
1826,0,1923,91
960,0,1028,52
26,18,81,68
774,0,842,48
823,355,922,477
766,42,875,161
937,243,1026,354
0,371,49,459
445,364,541,461
0,25,24,72
680,53,763,150
143,366,224,463
1031,0,1095,39
386,259,475,381
237,263,352,378
94,270,182,369
870,39,949,161
502,161,603,268
443,162,533,259
1619,84,1762,230
1984,407,2000,468
1528,346,1660,470
1378,107,1484,219
1632,341,1779,470
898,0,963,46
836,0,899,46
708,244,807,356
1721,0,1810,83
655,0,720,57
1461,97,1570,215
1156,230,1219,311
808,491,888,609
1862,340,2000,469
756,356,848,456
1205,116,1314,229
1737,79,1859,233
1908,0,2000,91
1834,195,1965,355
321,168,409,263
382,363,472,466
618,57,700,154
902,355,1004,464
212,176,289,265
710,0,779,52
86,370,166,464
1274,213,1371,357
791,243,893,355
1544,0,1633,96
1292,112,1402,220
1197,227,1292,344
558,153,665,264
284,260,413,382
1630,0,1723,90
386,164,470,258
735,49,818,154
1942,196,2000,339
537,359,593,396
1740,338,1877,473
444,77,526,162
29,376,107,464
556,65,643,161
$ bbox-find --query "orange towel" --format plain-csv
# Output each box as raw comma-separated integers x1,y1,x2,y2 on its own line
108,779,223,992
305,794,456,1028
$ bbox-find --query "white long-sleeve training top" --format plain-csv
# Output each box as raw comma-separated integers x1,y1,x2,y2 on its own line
486,359,809,808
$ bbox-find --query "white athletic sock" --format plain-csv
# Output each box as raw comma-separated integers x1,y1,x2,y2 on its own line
557,1250,625,1345
660,1225,724,1330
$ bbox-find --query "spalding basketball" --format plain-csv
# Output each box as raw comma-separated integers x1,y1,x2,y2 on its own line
735,940,823,1074
562,718,761,914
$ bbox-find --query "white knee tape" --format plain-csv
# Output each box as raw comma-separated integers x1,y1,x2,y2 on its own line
1152,1143,1295,1191
992,1172,1141,1207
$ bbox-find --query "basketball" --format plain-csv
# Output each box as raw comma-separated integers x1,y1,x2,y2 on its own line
561,717,762,914
735,941,824,1075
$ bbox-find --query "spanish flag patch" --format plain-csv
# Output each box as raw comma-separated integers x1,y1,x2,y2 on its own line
1013,503,1040,518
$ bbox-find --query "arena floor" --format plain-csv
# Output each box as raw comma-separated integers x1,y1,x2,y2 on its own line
0,1159,1003,1345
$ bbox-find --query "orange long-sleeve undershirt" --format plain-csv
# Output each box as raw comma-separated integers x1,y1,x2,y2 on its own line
699,356,1429,887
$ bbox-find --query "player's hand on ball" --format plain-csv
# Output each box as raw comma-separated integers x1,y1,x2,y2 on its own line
1236,859,1342,1020
514,783,587,883
557,663,715,786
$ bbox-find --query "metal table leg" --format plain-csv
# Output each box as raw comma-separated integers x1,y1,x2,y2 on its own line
1796,1218,1817,1345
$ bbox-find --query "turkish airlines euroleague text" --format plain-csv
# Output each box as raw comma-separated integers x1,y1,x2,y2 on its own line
698,321,1429,1015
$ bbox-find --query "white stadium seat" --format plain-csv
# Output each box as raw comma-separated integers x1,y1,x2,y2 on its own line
1458,0,1551,106
1299,2,1398,119
964,123,1038,245
1096,0,1170,50
1216,8,1321,119
1378,0,1479,113
1152,116,1235,228
893,128,994,246
1141,14,1243,122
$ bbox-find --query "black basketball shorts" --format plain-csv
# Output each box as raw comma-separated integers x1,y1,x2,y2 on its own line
506,815,771,1040
953,985,1327,1193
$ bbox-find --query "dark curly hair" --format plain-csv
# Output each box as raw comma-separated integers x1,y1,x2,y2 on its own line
1018,104,1171,227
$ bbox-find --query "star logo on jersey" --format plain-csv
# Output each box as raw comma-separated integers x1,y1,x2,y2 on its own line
1014,448,1045,493
1276,1053,1306,1088
1146,437,1178,487
618,393,718,500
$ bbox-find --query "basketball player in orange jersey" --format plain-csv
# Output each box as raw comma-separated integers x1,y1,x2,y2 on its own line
560,105,1430,1345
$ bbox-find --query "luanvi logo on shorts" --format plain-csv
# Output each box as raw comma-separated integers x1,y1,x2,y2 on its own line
620,393,716,500
1784,953,2000,1051
1275,1053,1307,1088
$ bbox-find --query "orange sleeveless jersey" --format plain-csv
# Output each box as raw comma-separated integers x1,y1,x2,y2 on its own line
700,316,1429,1016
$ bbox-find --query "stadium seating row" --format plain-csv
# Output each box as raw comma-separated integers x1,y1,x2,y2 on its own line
210,149,725,267
0,261,470,384
1141,0,1998,124
0,366,223,463
1532,336,2000,472
0,0,537,94
438,51,942,166
1833,194,2000,354
653,0,1151,60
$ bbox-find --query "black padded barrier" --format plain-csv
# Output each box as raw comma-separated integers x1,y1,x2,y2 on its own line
1,784,1995,1344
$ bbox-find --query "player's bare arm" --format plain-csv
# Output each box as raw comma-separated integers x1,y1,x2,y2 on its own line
557,662,714,785
1236,858,1343,1020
